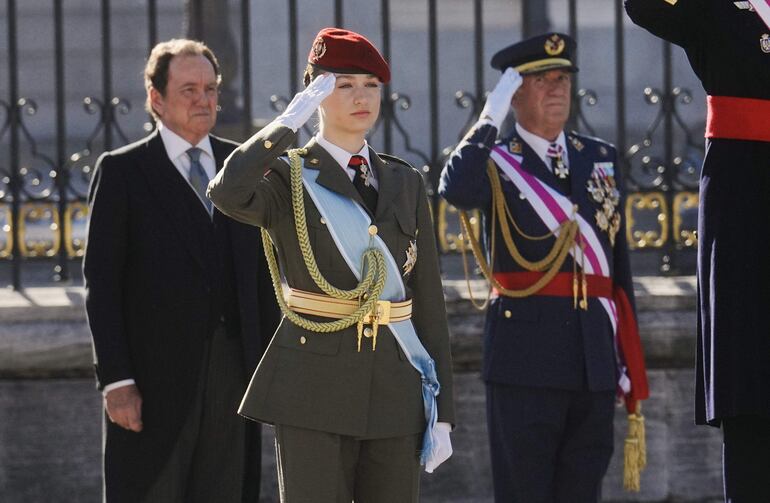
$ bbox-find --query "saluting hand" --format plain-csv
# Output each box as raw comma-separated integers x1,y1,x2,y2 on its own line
479,67,523,130
105,384,144,432
276,72,337,132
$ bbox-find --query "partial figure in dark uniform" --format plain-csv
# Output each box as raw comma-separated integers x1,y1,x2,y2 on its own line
439,33,649,502
625,2,770,500
207,28,455,502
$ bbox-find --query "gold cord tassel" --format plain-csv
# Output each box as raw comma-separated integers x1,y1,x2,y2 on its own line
579,236,588,310
572,245,579,309
356,320,364,352
623,402,646,492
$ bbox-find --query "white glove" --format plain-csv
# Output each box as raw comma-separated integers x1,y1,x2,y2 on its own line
424,421,453,473
479,67,523,130
275,73,336,132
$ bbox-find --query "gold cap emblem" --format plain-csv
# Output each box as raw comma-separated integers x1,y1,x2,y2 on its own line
544,34,565,56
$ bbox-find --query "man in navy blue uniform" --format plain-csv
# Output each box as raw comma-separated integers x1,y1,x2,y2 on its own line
626,2,770,501
439,33,649,502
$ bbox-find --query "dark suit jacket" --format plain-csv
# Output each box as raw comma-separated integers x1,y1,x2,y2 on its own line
83,130,279,501
208,122,455,438
440,123,637,393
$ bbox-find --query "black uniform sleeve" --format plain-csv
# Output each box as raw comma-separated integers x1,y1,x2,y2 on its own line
625,0,703,48
83,154,133,389
438,122,499,210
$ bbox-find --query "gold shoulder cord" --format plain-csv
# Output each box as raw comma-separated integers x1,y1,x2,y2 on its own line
261,148,388,335
458,160,581,305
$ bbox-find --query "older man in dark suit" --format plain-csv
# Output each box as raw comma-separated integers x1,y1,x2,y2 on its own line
83,39,279,503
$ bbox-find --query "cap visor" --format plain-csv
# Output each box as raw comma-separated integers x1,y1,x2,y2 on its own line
514,58,578,75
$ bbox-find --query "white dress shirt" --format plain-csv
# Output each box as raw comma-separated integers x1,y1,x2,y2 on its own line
515,123,570,173
103,123,216,395
158,122,217,188
315,133,379,190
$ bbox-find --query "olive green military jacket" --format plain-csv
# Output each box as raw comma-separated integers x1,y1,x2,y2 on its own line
207,122,454,438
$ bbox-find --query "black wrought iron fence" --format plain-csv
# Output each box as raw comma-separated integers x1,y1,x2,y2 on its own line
0,0,703,290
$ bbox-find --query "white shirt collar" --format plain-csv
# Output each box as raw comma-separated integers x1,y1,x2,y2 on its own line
158,121,214,163
515,123,568,168
315,133,372,172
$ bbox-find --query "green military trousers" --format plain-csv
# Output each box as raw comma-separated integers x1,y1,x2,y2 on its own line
274,424,422,503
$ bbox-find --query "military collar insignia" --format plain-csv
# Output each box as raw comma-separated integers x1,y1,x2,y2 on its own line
568,135,584,152
544,34,565,56
761,34,770,53
734,1,755,11
598,145,609,157
508,140,523,154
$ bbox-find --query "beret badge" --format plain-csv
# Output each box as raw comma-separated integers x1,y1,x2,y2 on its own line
311,36,327,62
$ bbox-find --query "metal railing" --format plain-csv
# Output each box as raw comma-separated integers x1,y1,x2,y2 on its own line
0,0,703,289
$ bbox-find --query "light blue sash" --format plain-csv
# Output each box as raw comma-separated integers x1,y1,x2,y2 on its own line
296,160,440,465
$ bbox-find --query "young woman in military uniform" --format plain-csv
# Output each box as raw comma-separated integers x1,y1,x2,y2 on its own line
207,28,454,502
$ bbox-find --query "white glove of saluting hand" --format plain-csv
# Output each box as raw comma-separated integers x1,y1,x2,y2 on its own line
275,73,336,132
479,67,523,130
424,421,453,473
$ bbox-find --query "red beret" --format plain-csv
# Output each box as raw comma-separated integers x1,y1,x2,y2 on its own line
308,28,391,84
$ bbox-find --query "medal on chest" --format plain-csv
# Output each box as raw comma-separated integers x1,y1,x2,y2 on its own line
587,162,621,246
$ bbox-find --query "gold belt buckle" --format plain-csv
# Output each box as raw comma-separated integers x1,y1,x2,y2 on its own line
363,300,391,325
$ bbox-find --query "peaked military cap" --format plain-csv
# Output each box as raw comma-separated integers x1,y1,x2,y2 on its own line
308,27,391,84
491,32,578,75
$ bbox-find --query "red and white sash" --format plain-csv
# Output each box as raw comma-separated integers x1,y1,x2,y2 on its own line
749,0,770,29
490,146,631,393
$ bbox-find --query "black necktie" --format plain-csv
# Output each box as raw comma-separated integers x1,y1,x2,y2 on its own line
347,155,378,214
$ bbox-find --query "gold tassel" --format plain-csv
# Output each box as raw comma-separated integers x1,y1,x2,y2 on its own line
572,262,579,309
623,438,641,492
579,237,588,310
356,319,364,352
623,402,646,492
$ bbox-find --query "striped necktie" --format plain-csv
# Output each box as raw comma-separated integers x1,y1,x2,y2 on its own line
186,147,213,216
347,155,378,214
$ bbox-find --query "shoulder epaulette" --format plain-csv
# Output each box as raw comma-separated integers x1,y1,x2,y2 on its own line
378,153,415,170
569,130,616,149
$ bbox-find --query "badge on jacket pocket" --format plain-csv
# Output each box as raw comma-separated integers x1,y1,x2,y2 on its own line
403,239,417,277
